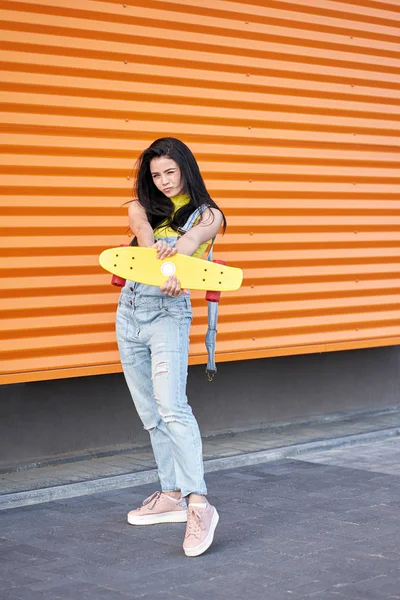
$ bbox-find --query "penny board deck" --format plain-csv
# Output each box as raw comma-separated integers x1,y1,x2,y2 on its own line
99,247,243,291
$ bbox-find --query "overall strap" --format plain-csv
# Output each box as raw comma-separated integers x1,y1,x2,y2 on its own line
179,204,208,233
179,204,220,381
205,238,218,381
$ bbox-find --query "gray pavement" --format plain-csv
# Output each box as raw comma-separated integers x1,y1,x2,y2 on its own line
1,437,400,600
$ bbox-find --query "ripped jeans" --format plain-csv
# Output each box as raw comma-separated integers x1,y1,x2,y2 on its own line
116,281,207,498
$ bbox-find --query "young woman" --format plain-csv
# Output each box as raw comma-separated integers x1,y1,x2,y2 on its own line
116,137,227,557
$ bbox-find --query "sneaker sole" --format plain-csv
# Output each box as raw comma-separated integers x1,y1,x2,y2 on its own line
127,510,187,526
183,508,219,557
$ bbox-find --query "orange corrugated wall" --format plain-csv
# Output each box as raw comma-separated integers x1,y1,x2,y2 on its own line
1,0,400,384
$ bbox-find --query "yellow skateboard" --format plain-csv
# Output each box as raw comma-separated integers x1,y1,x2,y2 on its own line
99,247,243,292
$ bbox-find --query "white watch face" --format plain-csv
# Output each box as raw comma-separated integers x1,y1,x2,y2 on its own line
161,261,176,277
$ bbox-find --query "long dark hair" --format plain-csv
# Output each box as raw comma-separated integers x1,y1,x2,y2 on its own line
132,137,226,234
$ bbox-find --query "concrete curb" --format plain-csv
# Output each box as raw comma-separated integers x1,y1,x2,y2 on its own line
1,426,399,511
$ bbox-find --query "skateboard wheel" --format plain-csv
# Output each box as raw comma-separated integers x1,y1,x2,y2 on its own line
111,244,128,287
205,290,221,302
205,259,227,302
111,274,126,287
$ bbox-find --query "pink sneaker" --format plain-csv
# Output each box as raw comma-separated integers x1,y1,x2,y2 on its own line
183,502,219,557
127,491,187,526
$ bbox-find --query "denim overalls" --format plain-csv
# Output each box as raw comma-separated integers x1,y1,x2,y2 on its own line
115,206,216,497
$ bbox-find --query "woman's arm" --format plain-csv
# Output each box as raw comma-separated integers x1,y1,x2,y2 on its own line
129,200,176,260
175,208,223,256
160,209,223,297
160,208,223,297
128,201,154,247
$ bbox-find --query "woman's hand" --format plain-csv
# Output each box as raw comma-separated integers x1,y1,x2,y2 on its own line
152,240,177,260
160,275,189,297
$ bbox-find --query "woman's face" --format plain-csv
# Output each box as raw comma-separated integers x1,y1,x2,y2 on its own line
150,156,184,198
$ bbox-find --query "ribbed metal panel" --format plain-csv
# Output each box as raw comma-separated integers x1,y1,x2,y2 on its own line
1,0,400,384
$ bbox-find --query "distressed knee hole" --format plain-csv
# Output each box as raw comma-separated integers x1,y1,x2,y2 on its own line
160,414,177,424
155,361,170,377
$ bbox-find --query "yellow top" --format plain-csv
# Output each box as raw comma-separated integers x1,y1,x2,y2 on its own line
153,194,211,259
